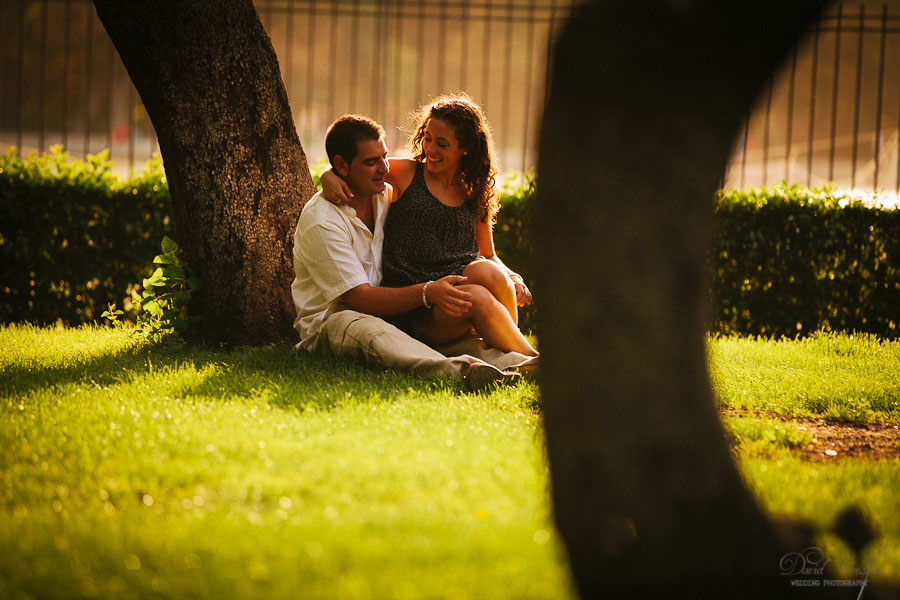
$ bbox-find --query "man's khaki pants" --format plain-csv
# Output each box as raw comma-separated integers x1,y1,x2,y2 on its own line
302,310,535,376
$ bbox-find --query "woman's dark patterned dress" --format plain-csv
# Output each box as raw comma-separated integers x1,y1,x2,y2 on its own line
382,162,479,339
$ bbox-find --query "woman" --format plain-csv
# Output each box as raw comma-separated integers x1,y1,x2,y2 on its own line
321,94,537,357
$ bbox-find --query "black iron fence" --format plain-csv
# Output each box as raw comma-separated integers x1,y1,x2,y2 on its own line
725,3,900,200
0,0,574,173
1,0,899,200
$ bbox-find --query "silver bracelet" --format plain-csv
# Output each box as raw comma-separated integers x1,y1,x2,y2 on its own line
422,281,433,308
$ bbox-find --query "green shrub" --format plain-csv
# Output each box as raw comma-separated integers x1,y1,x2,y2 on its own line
712,183,900,338
126,235,202,339
494,170,537,334
0,146,171,325
493,180,900,338
309,157,329,190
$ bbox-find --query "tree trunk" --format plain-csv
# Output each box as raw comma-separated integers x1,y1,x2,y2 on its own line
535,1,830,597
92,0,314,345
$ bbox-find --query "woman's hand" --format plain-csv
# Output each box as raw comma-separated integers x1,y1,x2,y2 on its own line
509,273,533,306
320,169,353,205
426,275,472,318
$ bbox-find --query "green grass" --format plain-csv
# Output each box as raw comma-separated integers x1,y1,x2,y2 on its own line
742,456,900,581
1,325,570,600
710,332,900,425
1,325,898,598
722,414,814,457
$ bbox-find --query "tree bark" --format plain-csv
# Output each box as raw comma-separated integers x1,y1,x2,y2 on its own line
535,1,830,597
92,0,314,345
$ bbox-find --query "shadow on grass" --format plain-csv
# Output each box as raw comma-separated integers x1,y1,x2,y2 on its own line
1,338,464,411
179,344,465,412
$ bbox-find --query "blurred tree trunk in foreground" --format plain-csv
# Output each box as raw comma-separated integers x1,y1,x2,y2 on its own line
93,0,314,345
535,1,830,597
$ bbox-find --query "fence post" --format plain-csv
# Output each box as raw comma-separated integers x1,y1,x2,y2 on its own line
874,4,887,191
806,13,821,186
851,5,865,189
828,4,843,183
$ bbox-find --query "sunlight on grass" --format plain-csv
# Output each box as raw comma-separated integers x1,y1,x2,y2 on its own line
741,456,900,581
0,322,141,368
1,325,898,598
709,332,900,424
0,325,571,600
722,415,813,457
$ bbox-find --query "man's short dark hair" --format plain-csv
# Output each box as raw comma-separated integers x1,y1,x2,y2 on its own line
325,115,385,167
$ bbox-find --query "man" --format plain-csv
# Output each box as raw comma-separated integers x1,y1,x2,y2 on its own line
291,115,532,390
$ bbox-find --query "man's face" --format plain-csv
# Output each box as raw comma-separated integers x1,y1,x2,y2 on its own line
339,138,389,198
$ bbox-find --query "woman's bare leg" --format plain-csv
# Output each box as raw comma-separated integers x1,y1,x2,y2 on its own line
423,284,537,356
462,259,518,324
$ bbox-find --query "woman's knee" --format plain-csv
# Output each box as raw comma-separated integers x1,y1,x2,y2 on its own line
464,260,514,297
460,284,503,318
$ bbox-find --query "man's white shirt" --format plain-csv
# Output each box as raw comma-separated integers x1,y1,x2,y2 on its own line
291,187,391,345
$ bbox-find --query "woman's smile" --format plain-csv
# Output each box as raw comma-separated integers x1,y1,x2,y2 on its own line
422,118,463,175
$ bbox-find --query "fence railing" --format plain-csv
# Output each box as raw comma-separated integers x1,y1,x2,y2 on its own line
724,4,900,202
1,0,899,202
0,0,575,173
257,0,579,171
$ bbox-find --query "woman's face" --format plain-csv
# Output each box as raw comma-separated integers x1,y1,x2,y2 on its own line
422,118,465,178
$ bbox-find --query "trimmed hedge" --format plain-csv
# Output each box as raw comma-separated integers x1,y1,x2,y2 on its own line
712,184,900,338
494,179,900,338
494,171,538,334
4,149,899,338
0,147,171,324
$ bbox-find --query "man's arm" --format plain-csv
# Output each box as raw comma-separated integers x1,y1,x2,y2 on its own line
343,277,473,318
297,203,473,318
319,158,416,205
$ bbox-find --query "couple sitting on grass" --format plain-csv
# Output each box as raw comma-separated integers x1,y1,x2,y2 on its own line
291,94,538,391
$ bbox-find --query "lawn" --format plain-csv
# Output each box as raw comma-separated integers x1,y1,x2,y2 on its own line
1,324,898,598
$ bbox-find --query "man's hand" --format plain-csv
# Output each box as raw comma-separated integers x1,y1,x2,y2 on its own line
426,275,472,317
320,169,353,205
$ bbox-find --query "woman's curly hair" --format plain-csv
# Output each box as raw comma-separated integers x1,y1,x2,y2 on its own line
410,93,499,224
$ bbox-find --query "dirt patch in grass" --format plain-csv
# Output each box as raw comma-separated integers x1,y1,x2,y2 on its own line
722,409,900,461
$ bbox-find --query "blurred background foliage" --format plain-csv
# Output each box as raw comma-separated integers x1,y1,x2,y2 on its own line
0,147,170,324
